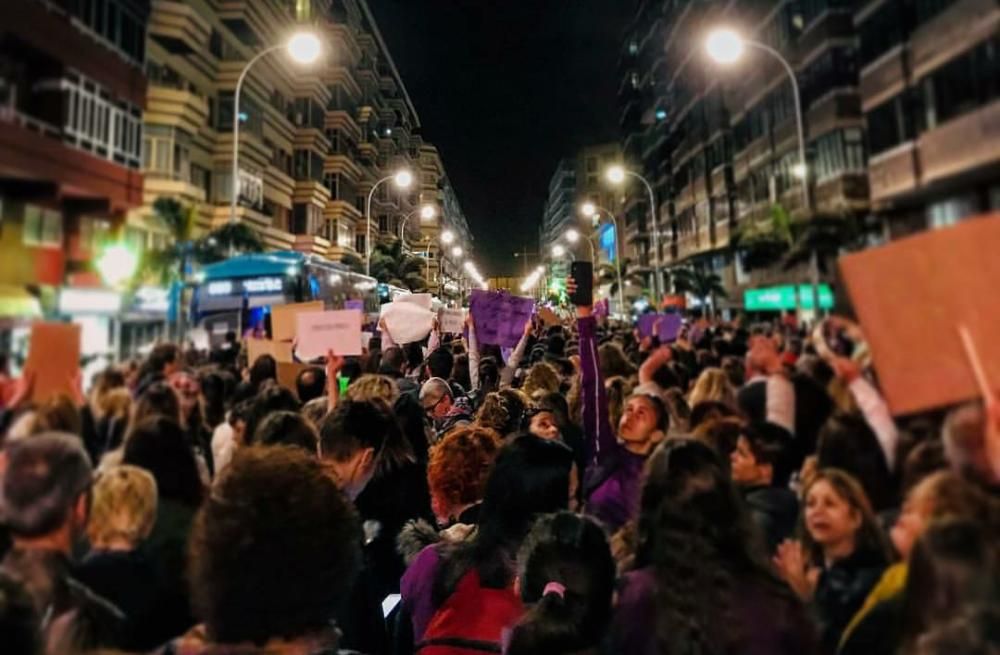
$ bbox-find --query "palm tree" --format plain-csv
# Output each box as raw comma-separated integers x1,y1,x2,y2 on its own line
369,238,428,291
340,252,365,275
135,197,264,286
669,266,728,318
596,258,648,296
730,204,793,272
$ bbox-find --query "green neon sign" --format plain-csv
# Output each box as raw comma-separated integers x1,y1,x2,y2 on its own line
744,284,834,311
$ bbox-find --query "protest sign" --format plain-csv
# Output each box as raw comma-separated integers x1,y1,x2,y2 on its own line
344,299,365,312
537,306,561,327
469,289,535,347
380,301,435,344
246,339,293,365
439,308,466,334
24,322,80,403
295,310,363,360
839,215,1000,415
276,362,309,399
271,301,323,342
396,293,433,310
637,314,683,342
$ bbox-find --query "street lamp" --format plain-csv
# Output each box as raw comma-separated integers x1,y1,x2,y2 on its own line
399,203,436,251
441,229,456,245
231,31,322,227
564,227,596,263
551,244,566,258
451,246,463,258
705,26,817,309
580,202,625,315
365,168,413,275
606,164,662,300
97,242,139,288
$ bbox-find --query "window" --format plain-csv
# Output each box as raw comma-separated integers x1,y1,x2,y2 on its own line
72,0,146,65
813,128,867,181
337,222,353,248
920,38,1000,129
858,0,906,68
586,157,598,173
926,195,977,229
866,93,916,156
800,0,854,30
801,46,859,107
22,205,62,247
62,71,142,169
914,0,951,26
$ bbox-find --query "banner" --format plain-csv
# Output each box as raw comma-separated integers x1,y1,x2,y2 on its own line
469,289,535,347
637,313,683,342
271,301,323,342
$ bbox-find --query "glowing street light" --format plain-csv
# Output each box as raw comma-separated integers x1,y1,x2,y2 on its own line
565,228,580,244
606,165,626,185
451,246,463,258
579,202,625,315
366,168,414,275
97,242,139,288
606,164,662,298
441,229,456,245
420,204,437,220
551,244,566,258
400,203,437,250
231,31,323,231
580,202,597,218
705,28,745,64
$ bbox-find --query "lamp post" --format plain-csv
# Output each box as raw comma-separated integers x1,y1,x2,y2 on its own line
399,204,436,252
365,169,413,276
564,228,596,263
581,202,626,317
606,164,662,302
231,32,322,228
706,27,820,313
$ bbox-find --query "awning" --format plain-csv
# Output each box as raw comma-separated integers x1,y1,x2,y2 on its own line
0,285,42,320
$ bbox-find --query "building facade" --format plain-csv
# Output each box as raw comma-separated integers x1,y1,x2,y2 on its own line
135,0,470,289
0,0,150,355
618,0,999,310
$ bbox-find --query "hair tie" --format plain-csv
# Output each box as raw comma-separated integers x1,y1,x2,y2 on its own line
543,582,566,598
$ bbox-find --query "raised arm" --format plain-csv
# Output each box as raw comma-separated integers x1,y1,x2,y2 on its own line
500,319,533,388
835,358,900,471
325,350,345,411
467,313,481,392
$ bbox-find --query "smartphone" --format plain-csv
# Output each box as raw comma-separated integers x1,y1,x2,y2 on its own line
569,261,594,306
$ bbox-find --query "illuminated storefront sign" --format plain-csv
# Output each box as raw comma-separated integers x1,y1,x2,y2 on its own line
744,284,834,311
207,277,284,296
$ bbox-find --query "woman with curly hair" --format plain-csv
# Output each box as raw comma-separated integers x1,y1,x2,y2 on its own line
427,426,504,526
611,439,818,655
521,363,561,401
476,388,530,439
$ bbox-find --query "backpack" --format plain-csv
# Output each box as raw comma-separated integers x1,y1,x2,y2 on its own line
416,568,523,654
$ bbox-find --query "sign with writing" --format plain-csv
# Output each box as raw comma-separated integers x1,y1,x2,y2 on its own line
271,301,323,342
637,313,683,342
744,284,834,311
24,322,81,403
469,289,535,347
296,310,363,360
439,308,466,334
839,215,1000,415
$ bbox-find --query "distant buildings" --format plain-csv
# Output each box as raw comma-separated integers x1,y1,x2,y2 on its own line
617,0,999,312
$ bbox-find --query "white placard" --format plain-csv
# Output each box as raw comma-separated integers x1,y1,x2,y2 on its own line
396,293,433,310
295,310,363,360
439,308,466,334
380,302,435,344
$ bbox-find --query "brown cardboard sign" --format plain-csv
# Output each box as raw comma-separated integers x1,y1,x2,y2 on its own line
246,339,294,365
838,215,1000,416
276,361,309,400
24,322,81,403
270,301,323,342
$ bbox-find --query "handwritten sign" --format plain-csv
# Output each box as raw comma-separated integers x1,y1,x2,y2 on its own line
296,310,363,360
840,215,1000,415
397,293,433,310
24,322,81,403
469,289,535,347
271,301,323,342
380,301,435,344
439,308,466,334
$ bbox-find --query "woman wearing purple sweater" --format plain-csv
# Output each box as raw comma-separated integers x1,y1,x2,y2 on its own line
576,302,669,532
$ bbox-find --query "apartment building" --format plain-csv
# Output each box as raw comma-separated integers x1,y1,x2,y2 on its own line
0,0,150,353
134,0,467,281
619,0,998,310
414,143,473,297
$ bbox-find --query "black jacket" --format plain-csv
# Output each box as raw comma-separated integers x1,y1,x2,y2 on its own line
75,549,161,651
741,485,799,554
813,548,888,654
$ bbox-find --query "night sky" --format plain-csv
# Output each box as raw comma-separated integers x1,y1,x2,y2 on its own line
368,0,637,277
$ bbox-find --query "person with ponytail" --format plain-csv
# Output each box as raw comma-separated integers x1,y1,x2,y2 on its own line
505,512,616,655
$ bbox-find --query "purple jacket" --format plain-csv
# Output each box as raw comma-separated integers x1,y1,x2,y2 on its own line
578,315,644,532
400,545,443,643
611,567,820,655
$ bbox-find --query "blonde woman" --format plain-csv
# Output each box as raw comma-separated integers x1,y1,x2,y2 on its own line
688,367,737,409
344,373,400,405
76,465,162,650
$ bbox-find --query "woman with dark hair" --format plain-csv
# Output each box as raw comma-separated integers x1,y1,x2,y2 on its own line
254,410,319,453
899,519,1000,653
122,417,205,644
400,436,576,652
611,439,818,655
817,413,897,512
774,468,891,653
247,353,277,392
506,512,616,655
134,343,181,397
242,385,300,447
451,354,472,394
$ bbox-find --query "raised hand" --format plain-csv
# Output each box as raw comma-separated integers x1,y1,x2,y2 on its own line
773,539,819,601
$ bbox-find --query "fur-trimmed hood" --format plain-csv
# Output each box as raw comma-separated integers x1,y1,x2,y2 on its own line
396,519,475,566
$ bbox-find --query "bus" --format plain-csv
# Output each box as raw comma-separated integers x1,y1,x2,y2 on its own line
191,251,379,341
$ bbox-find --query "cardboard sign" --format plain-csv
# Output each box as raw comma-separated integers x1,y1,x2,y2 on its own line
469,289,535,347
295,310,363,360
839,215,1000,416
396,293,433,310
24,322,81,403
380,301,435,344
637,313,683,342
439,308,466,334
537,306,562,327
276,362,309,399
270,301,323,342
246,339,294,365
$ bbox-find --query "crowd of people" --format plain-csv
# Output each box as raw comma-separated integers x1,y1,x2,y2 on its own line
0,293,998,655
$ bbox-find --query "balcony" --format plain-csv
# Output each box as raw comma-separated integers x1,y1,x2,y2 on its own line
146,85,210,135
910,0,999,80
326,66,363,101
920,98,1000,186
327,23,362,67
325,199,362,223
292,180,331,207
868,143,919,203
814,173,870,213
293,127,331,155
860,48,906,111
143,175,207,207
807,93,864,137
148,0,211,55
292,234,332,257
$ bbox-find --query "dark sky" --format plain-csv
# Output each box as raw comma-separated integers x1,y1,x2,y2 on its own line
367,0,637,277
